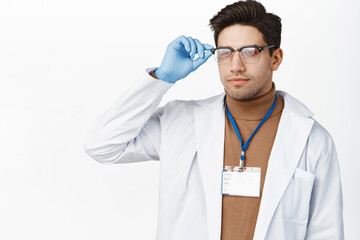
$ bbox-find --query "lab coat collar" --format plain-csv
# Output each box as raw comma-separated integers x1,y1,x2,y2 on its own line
193,90,314,240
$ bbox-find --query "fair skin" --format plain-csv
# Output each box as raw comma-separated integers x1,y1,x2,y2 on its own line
217,24,283,100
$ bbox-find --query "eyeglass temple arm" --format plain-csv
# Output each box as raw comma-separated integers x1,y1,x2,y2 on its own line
262,45,275,49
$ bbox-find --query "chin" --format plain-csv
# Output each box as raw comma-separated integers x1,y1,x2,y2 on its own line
225,86,260,101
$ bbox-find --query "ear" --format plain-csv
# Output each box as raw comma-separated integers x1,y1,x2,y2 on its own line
271,48,283,71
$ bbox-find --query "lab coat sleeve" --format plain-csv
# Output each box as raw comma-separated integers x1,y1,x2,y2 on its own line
305,133,344,239
83,68,174,164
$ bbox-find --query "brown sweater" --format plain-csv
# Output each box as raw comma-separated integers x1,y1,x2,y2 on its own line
221,83,284,240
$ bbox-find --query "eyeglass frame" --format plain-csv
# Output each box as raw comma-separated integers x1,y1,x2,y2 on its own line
210,45,276,64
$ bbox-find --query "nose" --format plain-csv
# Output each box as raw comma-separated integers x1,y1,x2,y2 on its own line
230,50,246,73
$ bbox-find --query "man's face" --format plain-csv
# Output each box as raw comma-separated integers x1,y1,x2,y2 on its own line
217,24,282,100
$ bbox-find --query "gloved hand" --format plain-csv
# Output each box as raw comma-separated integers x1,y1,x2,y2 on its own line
154,36,214,83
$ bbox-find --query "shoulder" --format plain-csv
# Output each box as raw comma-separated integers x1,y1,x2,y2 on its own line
276,90,314,118
167,92,224,107
160,92,225,116
281,91,337,170
309,120,333,144
308,119,336,163
278,90,335,157
154,93,225,136
278,90,333,144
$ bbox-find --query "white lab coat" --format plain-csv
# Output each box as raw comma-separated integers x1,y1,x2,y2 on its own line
84,68,344,240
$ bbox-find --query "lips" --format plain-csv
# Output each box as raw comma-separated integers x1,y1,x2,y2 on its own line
228,77,249,85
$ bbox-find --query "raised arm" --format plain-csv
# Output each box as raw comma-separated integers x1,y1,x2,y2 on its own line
84,36,213,164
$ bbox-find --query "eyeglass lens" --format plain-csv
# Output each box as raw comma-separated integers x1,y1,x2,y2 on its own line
214,47,260,64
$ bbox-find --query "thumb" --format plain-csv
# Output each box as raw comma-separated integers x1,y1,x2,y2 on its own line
193,51,213,70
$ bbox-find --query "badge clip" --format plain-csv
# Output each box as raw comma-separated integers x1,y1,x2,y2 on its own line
239,151,245,169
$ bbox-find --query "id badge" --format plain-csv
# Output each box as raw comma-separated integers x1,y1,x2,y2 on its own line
222,166,261,197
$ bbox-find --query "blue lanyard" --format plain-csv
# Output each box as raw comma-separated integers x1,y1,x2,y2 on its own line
225,93,277,168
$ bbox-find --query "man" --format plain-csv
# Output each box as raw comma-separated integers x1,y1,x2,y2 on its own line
84,0,344,239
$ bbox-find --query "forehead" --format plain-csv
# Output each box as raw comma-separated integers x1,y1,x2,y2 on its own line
217,24,266,48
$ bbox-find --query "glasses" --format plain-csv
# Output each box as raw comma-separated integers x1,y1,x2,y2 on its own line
211,45,275,65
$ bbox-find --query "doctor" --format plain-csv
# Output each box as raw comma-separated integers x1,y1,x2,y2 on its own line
84,0,344,239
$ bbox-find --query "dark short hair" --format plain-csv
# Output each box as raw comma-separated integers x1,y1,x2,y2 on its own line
209,0,281,56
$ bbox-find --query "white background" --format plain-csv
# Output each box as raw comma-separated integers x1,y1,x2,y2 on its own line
1,0,359,239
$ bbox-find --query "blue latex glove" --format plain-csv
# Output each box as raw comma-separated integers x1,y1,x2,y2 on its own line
154,36,214,83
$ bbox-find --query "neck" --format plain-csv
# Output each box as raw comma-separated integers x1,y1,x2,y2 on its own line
225,82,276,120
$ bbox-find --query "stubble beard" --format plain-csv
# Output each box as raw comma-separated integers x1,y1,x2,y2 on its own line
225,84,265,101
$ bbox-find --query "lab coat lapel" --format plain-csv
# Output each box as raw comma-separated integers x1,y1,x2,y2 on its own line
253,91,315,239
193,94,225,240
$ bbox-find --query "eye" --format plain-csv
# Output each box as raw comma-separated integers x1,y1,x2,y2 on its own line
219,49,231,57
242,47,259,57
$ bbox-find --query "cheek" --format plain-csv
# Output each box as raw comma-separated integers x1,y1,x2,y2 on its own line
218,65,227,80
252,61,272,79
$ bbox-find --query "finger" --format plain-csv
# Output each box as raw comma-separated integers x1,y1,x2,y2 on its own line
203,44,215,50
194,38,205,58
174,35,191,52
193,51,213,70
187,36,197,59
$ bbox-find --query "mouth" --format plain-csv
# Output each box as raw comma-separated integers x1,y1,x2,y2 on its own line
227,77,250,85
